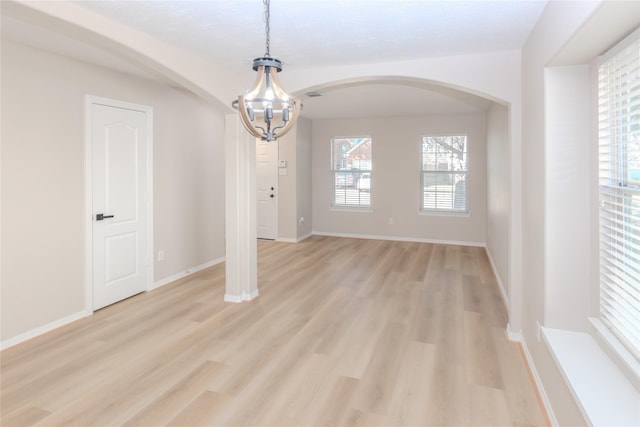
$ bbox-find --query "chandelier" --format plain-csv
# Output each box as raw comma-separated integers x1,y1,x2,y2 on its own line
232,0,301,142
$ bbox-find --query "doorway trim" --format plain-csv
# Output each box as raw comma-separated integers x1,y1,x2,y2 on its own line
84,95,154,313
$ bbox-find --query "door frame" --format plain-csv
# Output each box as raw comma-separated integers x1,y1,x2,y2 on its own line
84,95,154,313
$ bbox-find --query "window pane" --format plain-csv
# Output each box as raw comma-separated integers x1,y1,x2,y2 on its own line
332,137,372,208
422,172,467,211
421,135,468,212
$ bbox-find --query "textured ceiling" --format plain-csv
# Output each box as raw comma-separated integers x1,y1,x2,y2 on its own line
4,1,548,118
74,0,548,72
301,83,493,119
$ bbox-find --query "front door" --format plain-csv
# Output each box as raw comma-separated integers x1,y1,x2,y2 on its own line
256,139,278,239
90,99,151,310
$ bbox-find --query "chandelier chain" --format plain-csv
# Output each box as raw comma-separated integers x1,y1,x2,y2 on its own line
264,0,271,57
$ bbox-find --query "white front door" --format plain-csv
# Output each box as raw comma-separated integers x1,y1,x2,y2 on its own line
256,139,278,240
90,99,152,310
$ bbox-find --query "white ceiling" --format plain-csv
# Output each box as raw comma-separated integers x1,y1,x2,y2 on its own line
301,83,493,119
3,0,548,118
74,0,547,72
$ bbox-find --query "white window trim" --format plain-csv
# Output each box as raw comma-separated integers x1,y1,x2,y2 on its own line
542,326,639,427
595,26,640,363
419,134,469,214
589,317,640,386
543,26,640,427
330,136,372,209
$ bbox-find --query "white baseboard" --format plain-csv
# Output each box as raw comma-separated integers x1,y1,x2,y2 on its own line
152,256,225,290
276,238,297,243
1,310,90,351
507,324,558,427
224,289,259,303
1,257,227,351
297,232,312,242
506,323,523,342
485,246,509,310
276,232,313,244
311,231,485,247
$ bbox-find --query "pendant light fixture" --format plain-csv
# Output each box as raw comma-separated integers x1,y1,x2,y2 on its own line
232,0,301,142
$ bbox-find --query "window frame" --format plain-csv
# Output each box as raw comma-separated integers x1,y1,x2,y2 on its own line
596,27,640,362
330,136,373,209
419,134,469,214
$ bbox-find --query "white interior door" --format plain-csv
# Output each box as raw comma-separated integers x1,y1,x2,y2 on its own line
256,140,278,240
90,100,151,310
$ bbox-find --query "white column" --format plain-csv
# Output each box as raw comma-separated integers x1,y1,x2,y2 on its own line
224,114,258,302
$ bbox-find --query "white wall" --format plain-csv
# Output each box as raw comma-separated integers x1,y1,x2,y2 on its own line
1,40,226,343
520,0,639,424
2,1,243,110
278,130,297,240
4,1,527,330
544,65,592,331
288,51,523,329
296,117,313,239
312,114,486,245
277,117,312,241
486,104,510,300
521,2,598,423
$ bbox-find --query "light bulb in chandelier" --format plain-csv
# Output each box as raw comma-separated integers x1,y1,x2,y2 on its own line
233,56,301,142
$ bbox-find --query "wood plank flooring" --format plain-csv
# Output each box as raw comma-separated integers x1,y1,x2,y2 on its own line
1,236,547,426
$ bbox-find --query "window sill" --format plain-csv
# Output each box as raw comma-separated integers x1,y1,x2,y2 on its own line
542,326,640,427
330,206,374,213
588,318,640,390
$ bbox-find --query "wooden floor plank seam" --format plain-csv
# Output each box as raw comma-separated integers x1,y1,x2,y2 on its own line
1,236,547,427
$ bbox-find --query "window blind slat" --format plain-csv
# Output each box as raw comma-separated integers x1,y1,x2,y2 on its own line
600,249,640,281
598,31,640,359
600,267,640,304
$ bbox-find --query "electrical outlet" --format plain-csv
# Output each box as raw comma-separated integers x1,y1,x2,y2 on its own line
536,321,541,342
299,217,305,224
158,250,165,261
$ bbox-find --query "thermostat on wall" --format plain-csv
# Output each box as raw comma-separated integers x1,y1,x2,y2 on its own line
279,160,287,168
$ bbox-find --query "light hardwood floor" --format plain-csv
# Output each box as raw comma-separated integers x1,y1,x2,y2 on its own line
1,236,547,427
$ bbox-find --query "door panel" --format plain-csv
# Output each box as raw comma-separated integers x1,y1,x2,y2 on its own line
256,140,278,240
105,232,137,283
105,124,138,222
92,103,149,310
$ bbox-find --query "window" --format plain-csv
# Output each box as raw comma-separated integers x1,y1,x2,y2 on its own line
598,30,640,359
420,135,468,212
331,137,372,208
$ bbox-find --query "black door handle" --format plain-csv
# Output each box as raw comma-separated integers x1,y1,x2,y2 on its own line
96,213,114,221
270,194,274,198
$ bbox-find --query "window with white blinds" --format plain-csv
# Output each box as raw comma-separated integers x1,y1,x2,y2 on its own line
331,137,372,208
598,28,640,359
420,135,468,212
